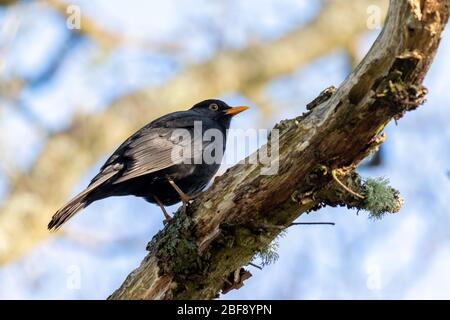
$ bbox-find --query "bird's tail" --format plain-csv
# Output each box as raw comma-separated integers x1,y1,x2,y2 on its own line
48,191,90,231
48,166,119,231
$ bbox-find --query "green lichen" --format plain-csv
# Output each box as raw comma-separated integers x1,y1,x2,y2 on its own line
149,212,201,276
253,230,286,267
363,177,400,219
255,240,279,266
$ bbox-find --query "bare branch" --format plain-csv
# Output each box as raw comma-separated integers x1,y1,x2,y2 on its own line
42,0,182,52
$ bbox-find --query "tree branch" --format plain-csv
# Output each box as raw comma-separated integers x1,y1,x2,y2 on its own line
42,0,181,52
109,0,449,300
0,0,387,265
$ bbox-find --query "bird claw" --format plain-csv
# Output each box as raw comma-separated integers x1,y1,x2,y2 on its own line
180,201,190,215
167,177,202,205
180,194,192,204
181,191,203,205
163,216,172,225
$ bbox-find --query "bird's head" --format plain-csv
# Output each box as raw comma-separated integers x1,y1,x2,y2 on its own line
190,99,249,125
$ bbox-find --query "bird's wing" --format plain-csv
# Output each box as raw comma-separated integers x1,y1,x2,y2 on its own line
112,126,202,184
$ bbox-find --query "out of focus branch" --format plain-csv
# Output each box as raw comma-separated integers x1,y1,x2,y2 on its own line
0,0,388,264
110,0,449,299
0,0,18,7
42,0,182,52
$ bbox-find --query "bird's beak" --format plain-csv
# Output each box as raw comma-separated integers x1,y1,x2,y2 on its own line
223,106,249,116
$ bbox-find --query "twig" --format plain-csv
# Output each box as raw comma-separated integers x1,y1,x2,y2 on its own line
289,222,335,227
248,262,263,270
331,169,365,199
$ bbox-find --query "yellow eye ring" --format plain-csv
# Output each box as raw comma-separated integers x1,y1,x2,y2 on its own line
209,103,219,111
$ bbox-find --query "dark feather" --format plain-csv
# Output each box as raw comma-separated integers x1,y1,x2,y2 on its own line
49,99,241,230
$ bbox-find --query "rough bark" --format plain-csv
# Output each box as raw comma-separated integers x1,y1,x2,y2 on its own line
109,0,450,300
0,0,387,265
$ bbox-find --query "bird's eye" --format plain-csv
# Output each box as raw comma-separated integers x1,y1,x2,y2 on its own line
209,103,219,111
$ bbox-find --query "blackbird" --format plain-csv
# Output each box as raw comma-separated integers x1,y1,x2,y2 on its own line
48,99,248,230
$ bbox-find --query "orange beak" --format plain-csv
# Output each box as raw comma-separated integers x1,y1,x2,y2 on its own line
223,106,249,116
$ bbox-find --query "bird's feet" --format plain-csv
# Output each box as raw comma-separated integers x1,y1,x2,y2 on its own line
163,216,172,225
153,195,172,224
179,193,192,205
162,209,173,225
179,191,205,215
180,191,202,205
167,177,203,211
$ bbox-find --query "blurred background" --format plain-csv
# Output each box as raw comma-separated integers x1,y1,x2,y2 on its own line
0,0,449,299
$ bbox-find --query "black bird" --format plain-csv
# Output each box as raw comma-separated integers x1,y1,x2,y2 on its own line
48,99,248,230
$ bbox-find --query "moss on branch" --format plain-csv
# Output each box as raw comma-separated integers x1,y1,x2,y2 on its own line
314,170,403,218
